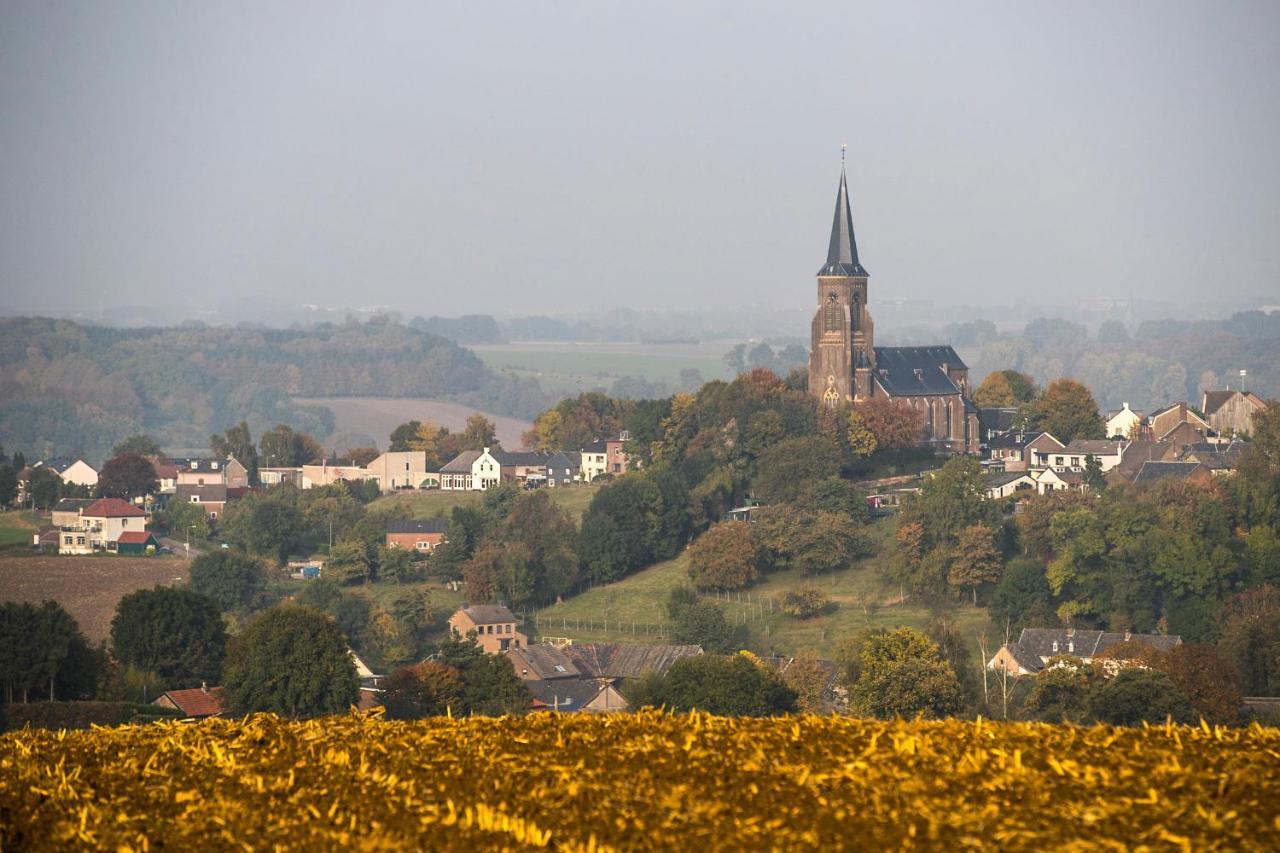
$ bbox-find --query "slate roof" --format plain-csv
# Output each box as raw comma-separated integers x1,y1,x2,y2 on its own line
526,678,607,712
457,604,520,626
83,498,145,518
546,451,581,470
985,471,1034,488
563,643,702,680
1014,628,1181,665
1105,440,1173,482
157,686,227,718
1133,461,1204,486
817,166,868,277
1063,439,1125,455
175,484,228,503
53,498,96,513
509,645,581,680
439,451,481,473
492,450,550,467
386,518,449,535
581,439,609,454
871,346,966,396
978,407,1019,434
988,432,1032,450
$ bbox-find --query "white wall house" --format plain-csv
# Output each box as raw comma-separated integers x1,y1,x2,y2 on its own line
1105,403,1143,439
58,459,99,489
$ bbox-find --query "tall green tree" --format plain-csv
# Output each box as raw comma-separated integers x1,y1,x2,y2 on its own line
435,637,530,715
625,653,797,716
972,369,1037,408
1086,668,1194,726
211,420,259,484
218,489,306,561
0,601,100,703
110,587,227,689
258,424,324,467
223,605,359,717
1027,379,1104,443
27,466,62,509
189,551,269,612
947,524,1004,604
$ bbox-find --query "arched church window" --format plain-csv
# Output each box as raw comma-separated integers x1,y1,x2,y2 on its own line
823,293,841,333
945,401,953,438
852,292,861,332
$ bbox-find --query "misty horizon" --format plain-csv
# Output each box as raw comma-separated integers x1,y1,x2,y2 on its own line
3,2,1278,322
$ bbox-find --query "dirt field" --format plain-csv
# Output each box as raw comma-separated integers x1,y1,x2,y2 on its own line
0,555,190,642
292,397,531,450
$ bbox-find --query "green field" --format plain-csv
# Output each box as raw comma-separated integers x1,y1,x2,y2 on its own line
530,519,992,659
0,512,36,551
469,341,733,397
372,484,601,524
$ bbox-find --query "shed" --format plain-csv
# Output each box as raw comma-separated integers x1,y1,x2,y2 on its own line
115,531,160,555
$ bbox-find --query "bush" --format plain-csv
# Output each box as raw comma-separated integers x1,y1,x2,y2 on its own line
779,587,832,619
1086,668,1195,726
687,521,760,591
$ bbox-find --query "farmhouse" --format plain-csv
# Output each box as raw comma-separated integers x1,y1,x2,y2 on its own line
1203,389,1267,437
153,685,228,719
449,604,527,653
385,518,448,552
988,628,1182,675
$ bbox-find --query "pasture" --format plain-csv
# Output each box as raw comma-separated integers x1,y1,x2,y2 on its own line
372,484,601,524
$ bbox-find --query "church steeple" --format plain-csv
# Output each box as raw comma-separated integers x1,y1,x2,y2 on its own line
818,154,868,277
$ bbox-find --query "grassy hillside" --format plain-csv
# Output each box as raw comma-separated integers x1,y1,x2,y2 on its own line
372,484,602,524
530,518,993,658
0,512,36,551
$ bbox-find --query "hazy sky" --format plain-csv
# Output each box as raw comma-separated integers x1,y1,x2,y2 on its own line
2,2,1278,319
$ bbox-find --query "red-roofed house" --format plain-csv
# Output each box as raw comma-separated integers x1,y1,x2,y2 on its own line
59,498,147,554
153,685,228,719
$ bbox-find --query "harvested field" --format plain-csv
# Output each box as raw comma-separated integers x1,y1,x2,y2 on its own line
292,397,531,450
0,555,190,642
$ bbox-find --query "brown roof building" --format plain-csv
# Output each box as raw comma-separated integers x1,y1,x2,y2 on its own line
1203,390,1268,438
153,685,228,719
448,604,527,653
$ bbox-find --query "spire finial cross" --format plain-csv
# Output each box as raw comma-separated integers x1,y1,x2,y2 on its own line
841,143,847,165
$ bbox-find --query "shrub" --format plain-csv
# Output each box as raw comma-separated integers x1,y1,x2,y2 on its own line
779,587,831,619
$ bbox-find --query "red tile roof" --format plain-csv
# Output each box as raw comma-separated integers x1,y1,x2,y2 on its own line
116,531,157,544
83,498,145,518
158,687,227,717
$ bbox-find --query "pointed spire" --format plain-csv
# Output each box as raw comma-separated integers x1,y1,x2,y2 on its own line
818,149,868,277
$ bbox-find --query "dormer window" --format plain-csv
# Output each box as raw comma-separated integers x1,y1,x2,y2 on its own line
1052,640,1059,653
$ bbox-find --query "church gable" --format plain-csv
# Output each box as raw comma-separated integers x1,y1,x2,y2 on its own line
871,346,964,397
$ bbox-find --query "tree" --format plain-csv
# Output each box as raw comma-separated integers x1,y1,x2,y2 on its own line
97,453,159,500
110,587,227,689
381,660,462,719
524,410,563,452
188,551,269,612
223,605,359,717
389,420,423,452
459,414,498,452
259,424,324,467
988,557,1055,628
1154,644,1243,725
0,464,16,507
164,497,211,542
781,650,831,713
1024,657,1095,723
0,601,100,703
579,472,688,584
667,587,737,653
753,436,843,503
972,370,1037,408
1217,585,1280,696
687,521,761,591
850,628,963,719
856,397,926,450
218,489,306,562
461,491,580,608
27,466,61,509
1083,454,1106,492
435,637,530,715
294,578,372,643
625,653,797,716
790,511,873,575
947,524,1003,604
1028,379,1104,443
326,538,372,585
112,434,162,458
779,586,830,619
210,421,259,484
1086,668,1194,726
845,409,878,458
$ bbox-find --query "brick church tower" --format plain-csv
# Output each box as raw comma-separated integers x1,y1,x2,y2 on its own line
808,159,874,406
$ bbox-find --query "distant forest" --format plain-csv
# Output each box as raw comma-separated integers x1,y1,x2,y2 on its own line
0,317,550,460
890,311,1280,414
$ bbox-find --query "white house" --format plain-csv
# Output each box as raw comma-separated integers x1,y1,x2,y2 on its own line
1056,439,1128,472
1033,467,1086,494
59,497,146,554
438,448,503,491
1105,403,1144,440
365,451,432,491
57,459,99,489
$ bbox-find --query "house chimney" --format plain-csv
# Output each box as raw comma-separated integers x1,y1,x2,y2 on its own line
201,681,208,693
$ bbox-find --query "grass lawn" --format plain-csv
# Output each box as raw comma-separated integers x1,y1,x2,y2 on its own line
372,485,601,524
0,511,37,551
530,518,993,660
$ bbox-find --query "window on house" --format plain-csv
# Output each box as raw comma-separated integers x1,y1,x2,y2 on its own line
76,536,85,545
1052,641,1059,652
1055,457,1064,466
554,665,567,673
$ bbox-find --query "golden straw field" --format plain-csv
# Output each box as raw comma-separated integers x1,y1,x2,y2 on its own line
2,712,1278,850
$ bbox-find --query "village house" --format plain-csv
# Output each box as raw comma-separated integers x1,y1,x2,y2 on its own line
492,449,551,486
52,458,99,489
438,448,503,491
1034,467,1086,495
449,604,527,653
153,685,228,719
257,466,303,487
59,497,146,554
1104,403,1145,440
579,433,631,482
1147,402,1211,443
152,462,180,494
1203,389,1267,438
1131,460,1213,488
115,530,161,555
174,484,230,520
50,498,95,528
544,451,581,487
175,457,248,488
385,518,448,552
300,461,378,490
984,471,1038,500
1023,433,1067,469
364,451,432,491
985,432,1035,472
1056,439,1127,472
988,628,1182,676
506,645,628,712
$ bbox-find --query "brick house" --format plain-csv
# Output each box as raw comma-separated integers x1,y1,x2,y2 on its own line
1147,403,1211,443
175,484,229,520
385,518,448,553
448,604,527,653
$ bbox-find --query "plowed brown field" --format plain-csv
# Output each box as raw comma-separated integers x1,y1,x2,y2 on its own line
0,555,189,641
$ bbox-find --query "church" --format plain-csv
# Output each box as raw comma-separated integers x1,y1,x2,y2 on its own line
807,162,979,454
